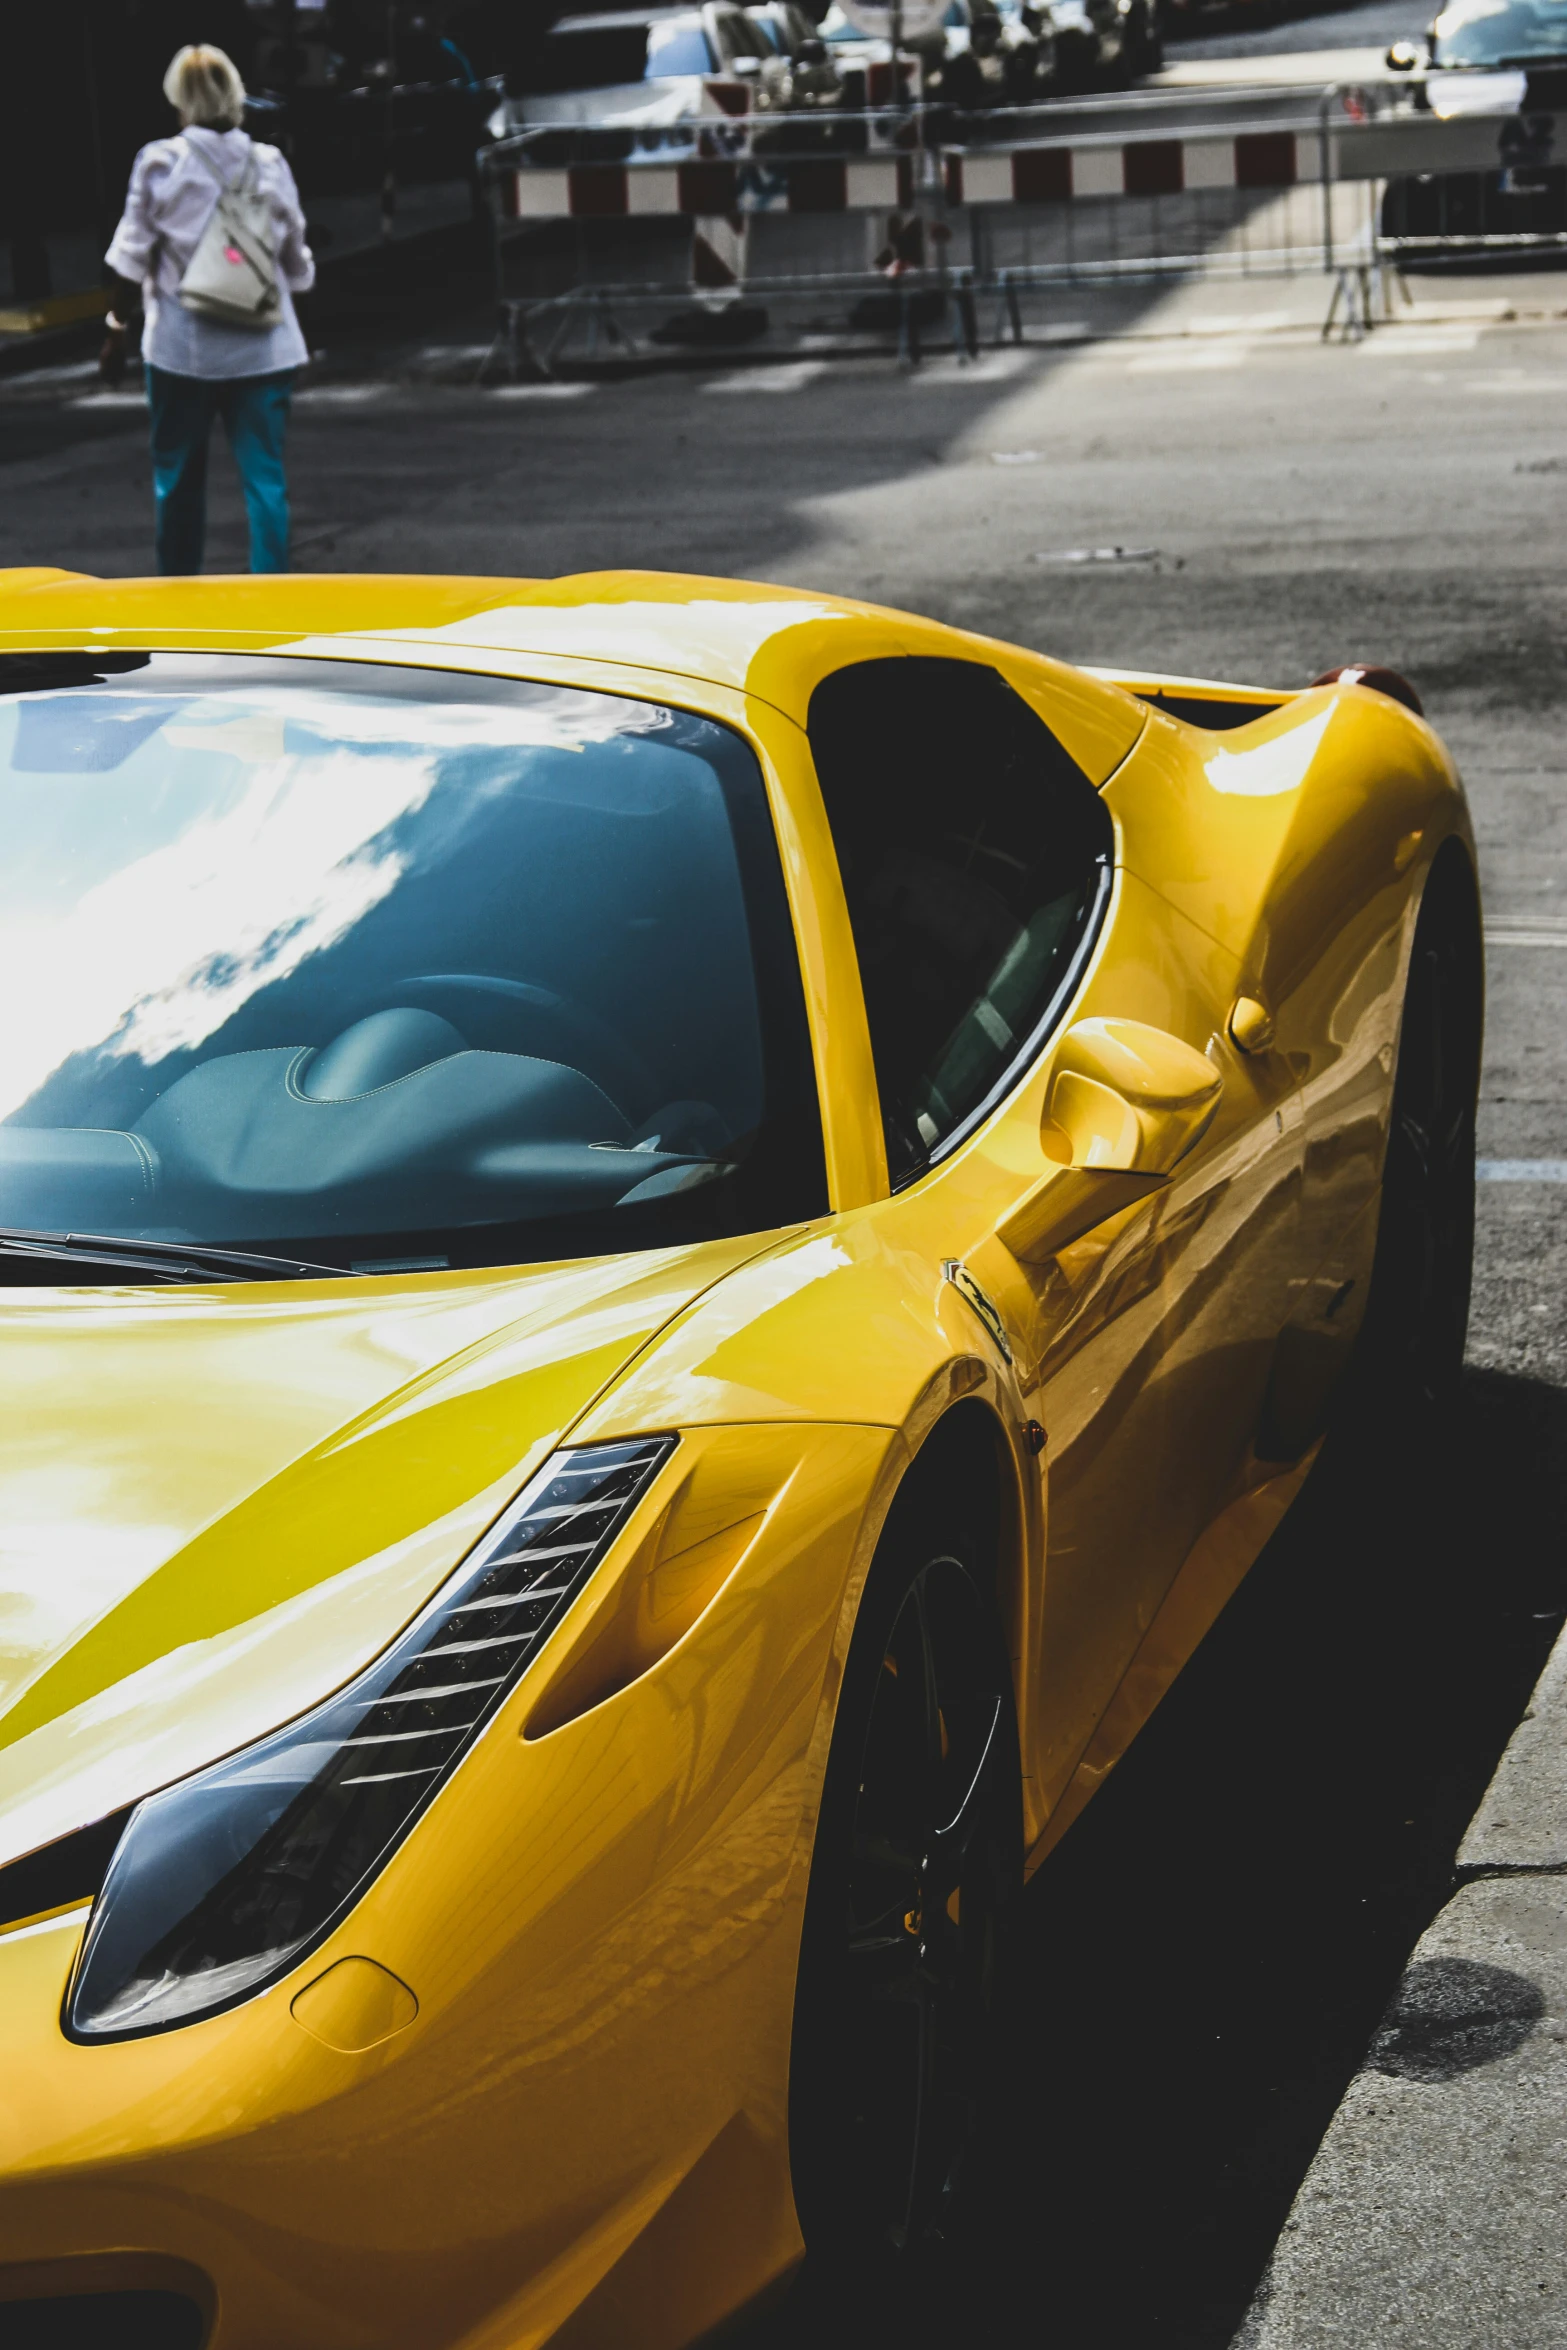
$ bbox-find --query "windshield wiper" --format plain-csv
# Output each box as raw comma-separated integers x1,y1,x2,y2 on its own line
0,1228,359,1284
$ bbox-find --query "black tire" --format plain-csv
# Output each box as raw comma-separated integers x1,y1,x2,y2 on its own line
788,1495,1023,2286
1358,847,1482,1414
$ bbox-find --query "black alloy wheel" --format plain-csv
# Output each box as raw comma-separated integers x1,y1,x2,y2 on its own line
790,1512,1022,2283
1361,850,1482,1413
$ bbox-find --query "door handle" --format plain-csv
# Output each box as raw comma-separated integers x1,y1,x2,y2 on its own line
997,1019,1223,1266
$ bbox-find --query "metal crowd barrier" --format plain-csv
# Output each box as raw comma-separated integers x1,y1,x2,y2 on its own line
476,84,1567,374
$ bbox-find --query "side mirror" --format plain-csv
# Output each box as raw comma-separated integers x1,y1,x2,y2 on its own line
1386,39,1423,69
997,1018,1223,1264
1040,1017,1223,1174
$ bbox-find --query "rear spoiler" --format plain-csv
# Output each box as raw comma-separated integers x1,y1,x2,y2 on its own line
1086,661,1424,729
1084,665,1291,734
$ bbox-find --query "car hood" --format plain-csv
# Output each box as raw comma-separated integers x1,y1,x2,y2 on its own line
0,1235,769,1874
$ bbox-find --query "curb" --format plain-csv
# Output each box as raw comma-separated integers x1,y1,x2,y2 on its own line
1234,1619,1567,2348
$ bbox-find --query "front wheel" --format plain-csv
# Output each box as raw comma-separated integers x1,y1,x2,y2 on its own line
789,1505,1022,2283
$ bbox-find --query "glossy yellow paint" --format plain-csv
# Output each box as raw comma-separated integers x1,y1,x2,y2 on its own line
0,569,1146,769
0,1236,778,1880
0,569,1475,2347
0,1423,894,2350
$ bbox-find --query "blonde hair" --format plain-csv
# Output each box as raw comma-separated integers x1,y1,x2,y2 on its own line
163,44,247,129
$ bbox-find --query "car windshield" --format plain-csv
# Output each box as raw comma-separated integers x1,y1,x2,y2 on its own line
0,653,824,1277
646,19,715,73
1432,0,1567,62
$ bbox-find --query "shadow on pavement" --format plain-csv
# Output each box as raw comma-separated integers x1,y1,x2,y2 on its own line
0,332,1109,580
755,1365,1567,2348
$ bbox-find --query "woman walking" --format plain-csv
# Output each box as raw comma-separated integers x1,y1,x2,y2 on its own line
101,45,315,575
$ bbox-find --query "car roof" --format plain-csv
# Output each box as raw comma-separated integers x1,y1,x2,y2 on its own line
0,568,914,719
0,565,1146,769
549,7,693,33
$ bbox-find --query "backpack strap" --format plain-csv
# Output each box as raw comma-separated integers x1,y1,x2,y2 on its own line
180,130,252,195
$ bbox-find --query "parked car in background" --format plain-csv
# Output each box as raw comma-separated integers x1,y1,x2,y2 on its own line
815,0,1046,105
932,0,1056,105
819,0,1154,97
1388,0,1567,82
746,2,850,105
1383,0,1567,246
1047,0,1163,88
995,0,1062,90
490,0,838,135
816,0,929,104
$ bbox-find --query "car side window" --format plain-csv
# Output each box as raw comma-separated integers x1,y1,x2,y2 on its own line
807,657,1113,1185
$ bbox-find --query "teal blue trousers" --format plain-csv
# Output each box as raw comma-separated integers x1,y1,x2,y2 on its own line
146,366,295,575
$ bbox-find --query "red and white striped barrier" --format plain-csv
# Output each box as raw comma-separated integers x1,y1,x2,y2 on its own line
498,103,1567,226
505,153,915,221
944,128,1311,205
940,106,1567,204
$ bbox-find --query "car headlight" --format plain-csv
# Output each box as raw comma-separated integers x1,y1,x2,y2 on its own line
65,1436,675,2043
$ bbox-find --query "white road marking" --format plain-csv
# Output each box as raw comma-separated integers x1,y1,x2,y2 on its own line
1488,917,1567,947
1030,545,1159,566
1126,344,1253,373
1462,370,1567,393
990,449,1040,466
294,384,393,405
1359,330,1483,356
913,348,1036,383
69,391,145,410
1412,296,1520,318
487,380,595,400
14,359,98,386
1184,311,1296,335
702,361,827,393
1477,1160,1567,1181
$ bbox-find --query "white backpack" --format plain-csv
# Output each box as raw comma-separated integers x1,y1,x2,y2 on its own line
177,138,281,330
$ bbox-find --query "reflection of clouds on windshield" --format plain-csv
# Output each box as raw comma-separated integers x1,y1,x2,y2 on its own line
164,687,668,755
0,680,680,1124
0,744,439,1119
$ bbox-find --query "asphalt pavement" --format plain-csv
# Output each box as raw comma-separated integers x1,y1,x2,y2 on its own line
3,14,1567,2332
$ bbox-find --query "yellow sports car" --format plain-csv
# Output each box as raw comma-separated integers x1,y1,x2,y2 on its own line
0,568,1479,2350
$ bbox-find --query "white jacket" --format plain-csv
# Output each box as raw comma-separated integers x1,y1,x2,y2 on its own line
106,126,315,380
